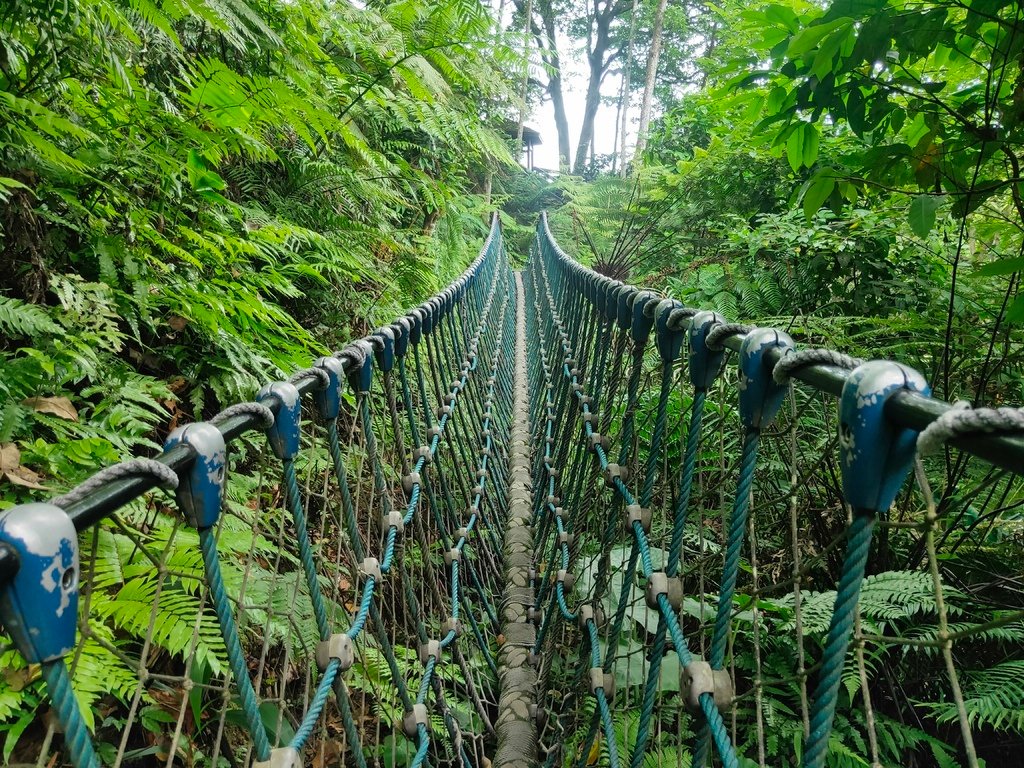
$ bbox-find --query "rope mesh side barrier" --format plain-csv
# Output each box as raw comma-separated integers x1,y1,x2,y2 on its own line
0,216,511,768
3,209,1024,768
525,211,1024,768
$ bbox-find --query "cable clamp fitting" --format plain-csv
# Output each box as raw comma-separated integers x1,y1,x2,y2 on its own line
588,432,610,454
604,463,629,489
412,446,432,466
625,504,652,533
645,572,683,611
589,667,616,702
419,640,441,666
555,569,575,592
680,661,733,714
401,471,421,498
382,510,404,534
360,557,382,582
527,606,544,626
558,531,574,547
444,548,462,566
456,526,469,541
315,634,354,673
577,604,604,630
402,703,429,738
444,618,463,637
253,747,301,768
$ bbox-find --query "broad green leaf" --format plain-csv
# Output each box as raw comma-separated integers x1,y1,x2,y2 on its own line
908,194,942,238
803,174,836,220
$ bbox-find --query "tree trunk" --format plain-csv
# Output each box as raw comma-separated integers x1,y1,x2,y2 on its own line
634,0,668,160
617,0,639,177
539,1,571,170
572,0,628,174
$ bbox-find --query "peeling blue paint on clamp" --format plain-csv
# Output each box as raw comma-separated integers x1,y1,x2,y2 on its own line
688,311,726,391
345,339,374,393
372,326,396,372
392,317,411,359
257,381,302,460
313,356,345,421
839,361,930,512
164,422,227,529
739,328,796,431
0,503,79,662
630,290,657,342
616,285,636,330
654,298,686,363
408,309,424,346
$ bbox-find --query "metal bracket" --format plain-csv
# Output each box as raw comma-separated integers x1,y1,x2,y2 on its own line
839,361,930,512
680,661,733,714
0,504,79,662
371,326,396,372
654,299,686,363
257,381,302,460
163,422,226,529
316,634,354,672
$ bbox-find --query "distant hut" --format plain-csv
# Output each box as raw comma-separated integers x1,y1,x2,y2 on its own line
502,121,543,170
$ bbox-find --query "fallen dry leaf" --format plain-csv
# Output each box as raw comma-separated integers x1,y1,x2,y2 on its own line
22,395,78,422
0,442,49,490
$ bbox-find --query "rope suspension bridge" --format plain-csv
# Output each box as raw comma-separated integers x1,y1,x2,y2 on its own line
2,213,1024,768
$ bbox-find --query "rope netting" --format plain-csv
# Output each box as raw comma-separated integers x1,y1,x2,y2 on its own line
525,213,1024,768
3,211,1024,768
0,216,513,768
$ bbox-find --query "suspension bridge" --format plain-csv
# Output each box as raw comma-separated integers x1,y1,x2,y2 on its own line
2,214,1023,768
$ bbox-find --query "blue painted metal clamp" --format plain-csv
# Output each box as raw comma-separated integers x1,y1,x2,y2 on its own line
258,381,302,460
164,422,227,529
739,328,796,431
0,504,79,662
688,311,726,391
839,361,930,512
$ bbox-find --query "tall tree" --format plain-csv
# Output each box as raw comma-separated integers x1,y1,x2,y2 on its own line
573,0,632,173
634,0,668,160
616,0,640,176
514,0,572,169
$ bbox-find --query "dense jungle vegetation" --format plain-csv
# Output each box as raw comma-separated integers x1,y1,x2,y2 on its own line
2,0,1024,765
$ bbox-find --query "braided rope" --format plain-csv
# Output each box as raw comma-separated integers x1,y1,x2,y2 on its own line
918,403,1024,455
772,348,864,384
706,322,754,351
52,459,178,508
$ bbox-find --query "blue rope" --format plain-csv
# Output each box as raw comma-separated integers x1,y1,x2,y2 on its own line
42,660,100,768
199,527,271,761
803,512,876,768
